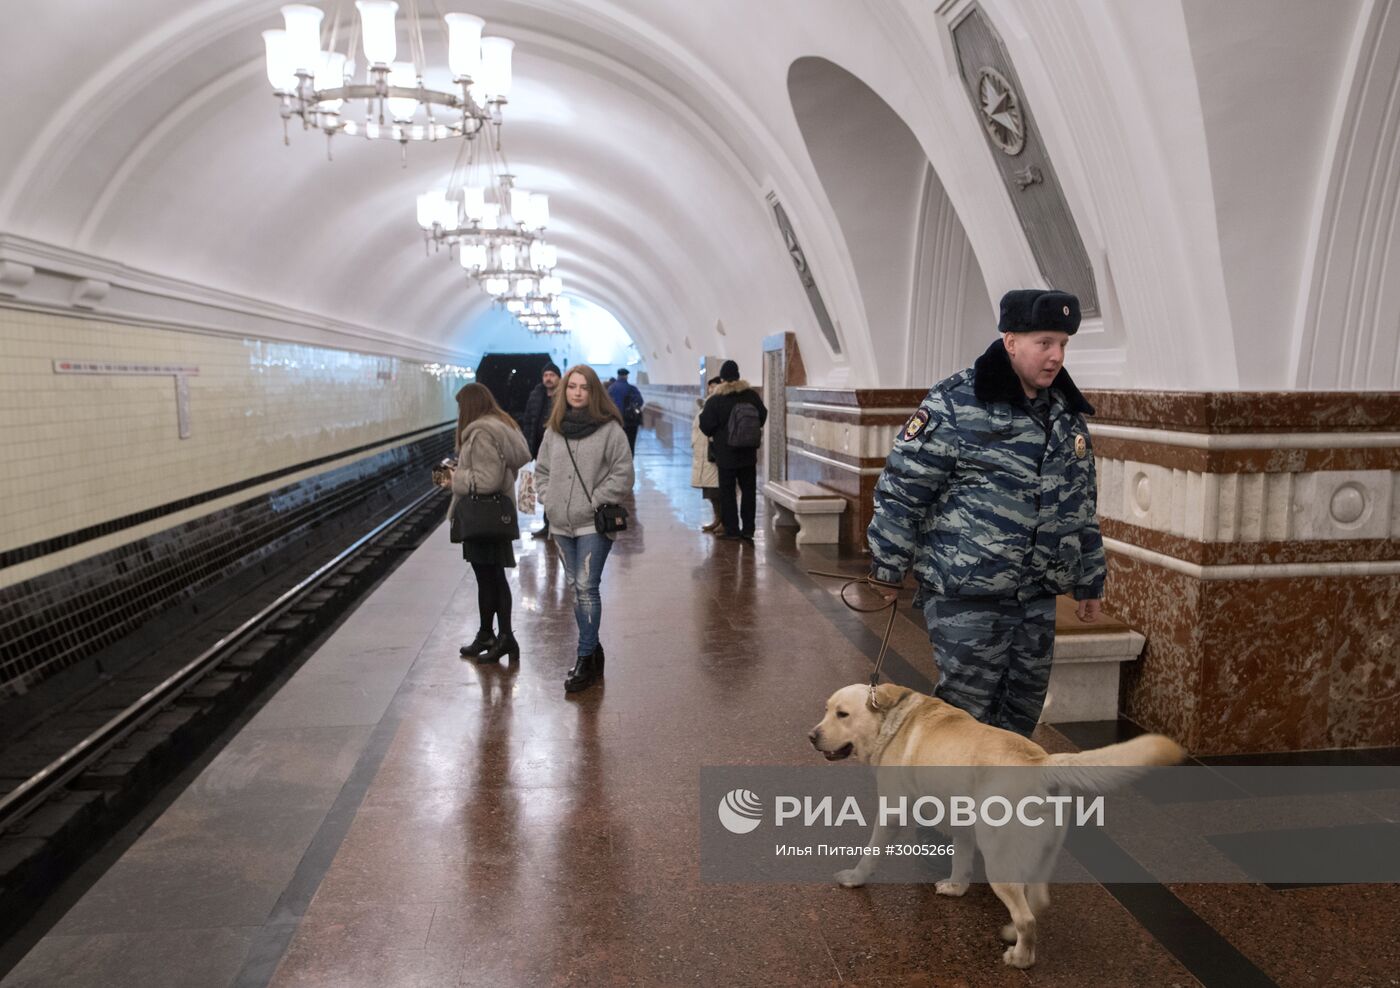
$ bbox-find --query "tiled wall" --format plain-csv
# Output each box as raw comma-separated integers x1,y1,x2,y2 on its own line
0,306,471,699
0,308,468,586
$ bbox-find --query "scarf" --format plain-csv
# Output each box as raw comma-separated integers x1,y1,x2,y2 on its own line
559,406,604,440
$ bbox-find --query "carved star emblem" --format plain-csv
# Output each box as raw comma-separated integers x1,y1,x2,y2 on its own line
976,67,1025,156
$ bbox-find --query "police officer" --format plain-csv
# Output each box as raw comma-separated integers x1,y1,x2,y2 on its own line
866,289,1105,737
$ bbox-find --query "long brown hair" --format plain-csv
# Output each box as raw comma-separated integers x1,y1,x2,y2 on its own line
455,382,520,451
546,364,623,433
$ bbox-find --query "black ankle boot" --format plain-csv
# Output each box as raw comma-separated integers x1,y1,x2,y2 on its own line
459,630,495,657
477,631,519,663
594,642,605,675
564,649,600,693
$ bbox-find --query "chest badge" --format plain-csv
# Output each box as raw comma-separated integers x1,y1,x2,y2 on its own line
1074,434,1087,459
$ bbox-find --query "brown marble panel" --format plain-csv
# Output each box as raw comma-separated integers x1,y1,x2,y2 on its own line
1099,519,1398,566
1086,390,1400,433
1103,553,1203,746
761,331,807,386
1324,574,1400,748
1193,578,1338,752
1107,547,1400,753
1093,437,1400,473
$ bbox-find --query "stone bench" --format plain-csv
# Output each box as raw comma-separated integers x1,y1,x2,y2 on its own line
764,479,846,546
1040,600,1145,723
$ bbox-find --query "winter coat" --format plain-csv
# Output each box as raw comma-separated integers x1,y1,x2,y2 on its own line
867,339,1106,602
698,379,768,469
690,401,719,489
450,415,532,518
607,380,645,426
522,382,556,459
536,419,635,537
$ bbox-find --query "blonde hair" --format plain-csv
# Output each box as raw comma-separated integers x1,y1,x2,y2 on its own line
546,364,623,433
454,383,520,451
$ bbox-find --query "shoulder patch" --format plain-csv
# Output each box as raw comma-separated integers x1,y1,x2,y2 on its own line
900,408,931,443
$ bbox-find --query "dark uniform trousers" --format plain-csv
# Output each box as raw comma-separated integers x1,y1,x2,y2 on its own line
717,463,757,537
922,595,1056,737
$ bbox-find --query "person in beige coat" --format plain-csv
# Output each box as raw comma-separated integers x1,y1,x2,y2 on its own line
691,376,722,532
450,384,531,663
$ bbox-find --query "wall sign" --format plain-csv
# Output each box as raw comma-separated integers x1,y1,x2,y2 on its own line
54,360,200,439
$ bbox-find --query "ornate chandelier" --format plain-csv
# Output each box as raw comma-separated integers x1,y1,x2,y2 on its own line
416,120,568,320
511,295,569,336
261,2,514,155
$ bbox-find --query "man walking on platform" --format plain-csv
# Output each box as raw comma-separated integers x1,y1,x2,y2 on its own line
523,361,561,538
607,368,645,453
866,290,1104,738
699,360,767,541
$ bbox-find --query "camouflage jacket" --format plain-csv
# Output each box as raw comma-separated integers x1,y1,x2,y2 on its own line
867,340,1105,602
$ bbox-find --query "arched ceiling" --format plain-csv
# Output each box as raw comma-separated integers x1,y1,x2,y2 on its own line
0,0,832,382
0,0,1382,387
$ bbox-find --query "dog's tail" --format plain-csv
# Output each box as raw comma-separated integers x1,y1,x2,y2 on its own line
1043,734,1184,791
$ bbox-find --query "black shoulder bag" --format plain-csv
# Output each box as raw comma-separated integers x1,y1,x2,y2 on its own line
449,436,520,543
564,435,629,535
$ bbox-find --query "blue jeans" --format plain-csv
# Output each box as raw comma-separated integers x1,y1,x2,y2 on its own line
553,532,614,656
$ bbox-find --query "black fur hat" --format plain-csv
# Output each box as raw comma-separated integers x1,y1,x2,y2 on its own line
997,289,1081,335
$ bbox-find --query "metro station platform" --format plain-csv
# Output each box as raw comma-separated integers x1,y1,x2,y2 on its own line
4,434,1396,987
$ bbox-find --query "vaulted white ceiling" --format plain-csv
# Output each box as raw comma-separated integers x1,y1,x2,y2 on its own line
2,0,1389,388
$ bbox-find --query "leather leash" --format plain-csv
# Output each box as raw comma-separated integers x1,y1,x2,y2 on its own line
807,569,899,710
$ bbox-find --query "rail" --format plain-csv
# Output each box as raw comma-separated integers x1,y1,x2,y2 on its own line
0,486,443,833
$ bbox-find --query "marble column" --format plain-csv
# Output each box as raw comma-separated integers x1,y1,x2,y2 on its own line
1087,390,1400,753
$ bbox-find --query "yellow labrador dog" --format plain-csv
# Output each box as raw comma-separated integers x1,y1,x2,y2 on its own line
809,682,1183,969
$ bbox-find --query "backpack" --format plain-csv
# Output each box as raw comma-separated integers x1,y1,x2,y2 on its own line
726,400,763,448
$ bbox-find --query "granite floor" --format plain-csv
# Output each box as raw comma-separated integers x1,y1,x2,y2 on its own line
3,430,1396,987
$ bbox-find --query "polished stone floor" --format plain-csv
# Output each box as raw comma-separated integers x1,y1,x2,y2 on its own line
3,430,1397,987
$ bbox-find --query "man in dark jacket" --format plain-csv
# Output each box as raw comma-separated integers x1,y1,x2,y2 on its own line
606,368,645,453
699,359,768,540
867,289,1104,738
522,361,560,538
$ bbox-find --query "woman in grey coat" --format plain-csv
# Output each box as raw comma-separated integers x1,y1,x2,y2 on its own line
535,364,635,693
451,384,531,663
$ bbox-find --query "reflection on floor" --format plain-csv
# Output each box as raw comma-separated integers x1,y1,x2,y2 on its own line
4,431,1397,987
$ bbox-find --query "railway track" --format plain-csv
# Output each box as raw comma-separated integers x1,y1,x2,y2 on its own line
0,486,449,945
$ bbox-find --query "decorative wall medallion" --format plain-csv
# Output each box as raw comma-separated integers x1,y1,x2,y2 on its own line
1329,482,1367,525
1132,472,1151,514
976,67,1025,155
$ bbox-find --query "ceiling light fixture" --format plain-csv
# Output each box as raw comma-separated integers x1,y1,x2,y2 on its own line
261,1,514,158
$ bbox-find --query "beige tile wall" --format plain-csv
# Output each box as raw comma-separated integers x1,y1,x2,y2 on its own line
0,307,469,571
